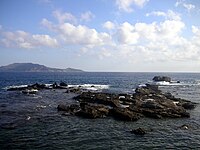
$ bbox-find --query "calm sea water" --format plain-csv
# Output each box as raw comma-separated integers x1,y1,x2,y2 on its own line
0,72,200,149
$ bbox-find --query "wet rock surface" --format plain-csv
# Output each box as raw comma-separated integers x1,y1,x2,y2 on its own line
58,83,197,121
6,81,197,121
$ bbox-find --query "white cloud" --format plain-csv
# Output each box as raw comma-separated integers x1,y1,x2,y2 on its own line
192,25,200,35
103,21,115,30
42,19,112,46
116,17,185,45
183,3,195,12
53,10,77,24
116,0,149,12
80,11,95,22
0,30,58,49
107,11,199,63
146,11,166,17
32,34,58,47
1,9,200,66
41,18,55,31
175,1,195,12
117,22,139,44
52,10,95,24
146,10,181,20
192,26,200,47
40,11,113,47
59,23,112,45
98,48,112,59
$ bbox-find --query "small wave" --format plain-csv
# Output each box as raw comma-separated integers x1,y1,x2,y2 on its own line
148,81,200,87
3,84,28,90
4,83,109,92
68,84,109,91
36,105,47,108
138,84,146,87
195,79,200,85
148,81,184,86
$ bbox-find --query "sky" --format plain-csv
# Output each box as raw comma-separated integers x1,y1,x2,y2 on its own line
0,0,200,72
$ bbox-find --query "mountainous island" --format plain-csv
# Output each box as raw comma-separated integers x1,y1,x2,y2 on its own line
0,63,84,72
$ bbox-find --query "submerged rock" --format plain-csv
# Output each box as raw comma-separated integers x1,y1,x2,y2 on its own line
180,124,189,130
57,104,80,114
131,128,146,135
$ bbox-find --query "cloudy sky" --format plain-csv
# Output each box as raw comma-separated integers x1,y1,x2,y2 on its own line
0,0,200,72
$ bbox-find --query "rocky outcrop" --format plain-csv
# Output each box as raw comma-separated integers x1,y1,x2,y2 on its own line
75,103,109,119
153,76,171,82
57,104,80,115
74,92,120,107
110,107,141,121
7,79,197,122
60,82,68,86
58,83,197,121
130,128,146,135
7,82,72,91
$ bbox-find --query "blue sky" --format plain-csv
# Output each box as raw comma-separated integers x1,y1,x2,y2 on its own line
0,0,200,72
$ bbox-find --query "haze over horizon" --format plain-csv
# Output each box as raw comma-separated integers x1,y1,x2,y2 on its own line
0,0,200,72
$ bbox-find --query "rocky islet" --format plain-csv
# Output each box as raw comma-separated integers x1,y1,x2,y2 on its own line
6,76,197,122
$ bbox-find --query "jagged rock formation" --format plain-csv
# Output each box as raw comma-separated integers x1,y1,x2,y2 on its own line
58,84,197,121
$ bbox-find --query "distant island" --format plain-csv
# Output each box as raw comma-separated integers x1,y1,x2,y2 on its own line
0,63,84,72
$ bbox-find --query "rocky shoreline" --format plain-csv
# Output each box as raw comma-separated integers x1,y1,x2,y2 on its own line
6,76,197,122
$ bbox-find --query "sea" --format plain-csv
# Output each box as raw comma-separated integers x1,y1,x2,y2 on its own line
0,72,200,149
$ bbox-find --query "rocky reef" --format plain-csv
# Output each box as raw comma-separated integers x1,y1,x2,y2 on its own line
58,83,197,121
6,77,197,122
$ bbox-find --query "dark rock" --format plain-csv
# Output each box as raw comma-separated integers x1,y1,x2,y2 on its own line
75,92,120,107
164,92,175,99
181,102,196,110
110,107,141,121
7,83,48,91
68,87,81,93
52,82,58,88
153,76,171,82
60,82,68,86
179,124,189,130
29,83,46,90
57,104,80,114
141,109,163,119
75,103,109,119
73,85,196,120
135,84,161,95
141,100,164,109
7,86,27,91
131,128,146,135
